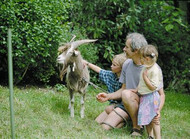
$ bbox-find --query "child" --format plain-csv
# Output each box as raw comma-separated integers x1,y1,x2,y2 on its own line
83,53,128,128
137,45,164,139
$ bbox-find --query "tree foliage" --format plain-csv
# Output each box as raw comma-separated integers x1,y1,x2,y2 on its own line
0,0,72,84
72,0,190,93
0,0,189,93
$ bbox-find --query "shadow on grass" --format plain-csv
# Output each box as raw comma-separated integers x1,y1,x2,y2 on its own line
50,94,70,115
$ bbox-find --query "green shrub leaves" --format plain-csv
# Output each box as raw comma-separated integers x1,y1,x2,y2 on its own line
0,0,72,84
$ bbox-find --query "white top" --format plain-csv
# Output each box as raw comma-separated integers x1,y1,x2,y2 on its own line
138,63,163,95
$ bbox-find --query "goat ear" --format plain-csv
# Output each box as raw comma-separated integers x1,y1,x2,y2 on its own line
58,45,68,52
74,50,79,56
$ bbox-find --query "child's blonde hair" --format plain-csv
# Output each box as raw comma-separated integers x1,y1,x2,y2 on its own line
139,45,158,63
112,53,127,68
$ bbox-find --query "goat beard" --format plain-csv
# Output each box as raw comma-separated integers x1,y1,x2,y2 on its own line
59,64,68,81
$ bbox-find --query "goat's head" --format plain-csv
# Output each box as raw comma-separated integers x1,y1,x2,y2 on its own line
57,39,97,64
57,39,97,80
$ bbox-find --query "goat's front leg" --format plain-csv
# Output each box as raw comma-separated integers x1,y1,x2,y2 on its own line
80,93,86,118
69,91,74,118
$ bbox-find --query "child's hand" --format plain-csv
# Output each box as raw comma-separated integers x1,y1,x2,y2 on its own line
152,111,161,125
82,60,88,65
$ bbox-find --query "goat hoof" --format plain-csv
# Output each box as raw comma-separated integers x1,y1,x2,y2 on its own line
71,114,74,118
81,115,84,118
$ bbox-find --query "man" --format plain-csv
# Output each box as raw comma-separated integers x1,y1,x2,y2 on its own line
96,32,165,137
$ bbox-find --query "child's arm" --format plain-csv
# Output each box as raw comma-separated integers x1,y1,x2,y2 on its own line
157,88,165,113
83,60,101,73
153,88,165,124
143,69,156,91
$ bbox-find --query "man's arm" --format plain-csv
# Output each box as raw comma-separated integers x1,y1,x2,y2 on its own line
96,84,126,102
108,84,126,100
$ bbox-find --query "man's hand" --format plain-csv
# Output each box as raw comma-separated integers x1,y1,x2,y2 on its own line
130,89,138,94
96,93,109,103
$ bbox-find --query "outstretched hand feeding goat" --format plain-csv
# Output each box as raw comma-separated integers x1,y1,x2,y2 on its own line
57,36,97,118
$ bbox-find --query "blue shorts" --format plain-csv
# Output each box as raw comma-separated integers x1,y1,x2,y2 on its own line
110,101,131,120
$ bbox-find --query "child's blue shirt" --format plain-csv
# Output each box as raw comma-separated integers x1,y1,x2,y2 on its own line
99,69,122,93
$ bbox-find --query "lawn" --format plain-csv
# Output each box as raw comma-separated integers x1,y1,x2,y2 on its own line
0,85,190,139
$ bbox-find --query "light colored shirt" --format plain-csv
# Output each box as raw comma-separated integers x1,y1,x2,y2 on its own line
119,59,144,89
138,63,163,95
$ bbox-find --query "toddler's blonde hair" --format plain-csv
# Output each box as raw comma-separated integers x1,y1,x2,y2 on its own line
112,53,127,68
139,45,158,63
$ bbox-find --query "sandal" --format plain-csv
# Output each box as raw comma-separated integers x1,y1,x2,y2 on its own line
130,128,142,137
113,109,128,124
148,136,154,139
100,122,115,129
141,125,145,133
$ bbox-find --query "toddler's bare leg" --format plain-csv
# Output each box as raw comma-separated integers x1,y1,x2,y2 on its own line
153,121,161,139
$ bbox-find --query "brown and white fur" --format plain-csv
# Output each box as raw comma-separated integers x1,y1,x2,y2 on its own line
57,38,97,118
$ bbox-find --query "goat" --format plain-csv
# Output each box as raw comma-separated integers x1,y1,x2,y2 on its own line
57,37,97,118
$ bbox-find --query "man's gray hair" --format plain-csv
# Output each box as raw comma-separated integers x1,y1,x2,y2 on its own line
126,33,148,51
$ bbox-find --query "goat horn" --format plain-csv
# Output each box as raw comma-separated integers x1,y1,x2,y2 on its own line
70,35,76,42
71,39,97,50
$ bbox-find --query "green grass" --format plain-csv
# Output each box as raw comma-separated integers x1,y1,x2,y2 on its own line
0,85,190,139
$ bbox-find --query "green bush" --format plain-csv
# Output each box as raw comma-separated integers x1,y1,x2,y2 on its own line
71,0,190,93
138,1,190,93
1,1,189,93
0,0,72,85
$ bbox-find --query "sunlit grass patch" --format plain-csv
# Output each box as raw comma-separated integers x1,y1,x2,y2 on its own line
0,85,189,138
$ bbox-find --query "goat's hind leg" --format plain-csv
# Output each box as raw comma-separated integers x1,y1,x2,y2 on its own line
69,90,74,118
80,93,86,118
